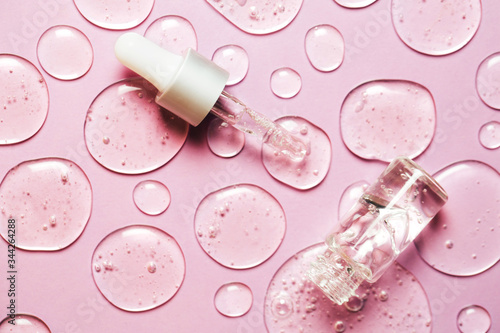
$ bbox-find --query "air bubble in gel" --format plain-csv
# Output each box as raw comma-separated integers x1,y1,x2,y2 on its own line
214,282,253,317
144,15,197,55
133,180,171,215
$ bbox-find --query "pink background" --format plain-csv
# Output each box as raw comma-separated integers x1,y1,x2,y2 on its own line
1,0,499,332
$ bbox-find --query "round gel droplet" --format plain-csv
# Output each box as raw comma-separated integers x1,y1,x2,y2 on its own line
92,225,185,312
0,158,92,251
334,0,376,9
144,15,197,55
340,80,436,162
37,25,93,80
0,54,48,145
264,243,432,332
212,45,249,85
84,78,189,174
476,52,500,109
0,314,50,332
262,116,331,190
74,0,154,30
391,0,481,55
214,282,253,317
415,161,500,276
207,117,245,158
194,184,286,269
457,305,491,333
206,0,303,34
478,121,500,149
305,24,344,72
133,180,171,215
270,67,302,98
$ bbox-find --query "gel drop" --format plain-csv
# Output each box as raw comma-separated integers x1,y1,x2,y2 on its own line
271,67,302,99
334,0,377,9
476,52,500,109
457,305,491,333
212,45,249,85
133,180,171,215
0,314,50,332
479,121,500,149
92,225,185,312
305,24,344,72
214,282,253,317
144,15,198,55
0,54,48,145
207,117,245,158
194,184,286,269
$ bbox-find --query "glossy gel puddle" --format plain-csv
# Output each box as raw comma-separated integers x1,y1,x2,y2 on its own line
214,282,253,317
144,15,198,55
271,67,302,98
205,0,303,34
0,314,50,332
340,80,436,162
305,24,344,72
37,25,93,80
133,180,171,215
0,54,49,145
74,0,154,30
478,121,500,149
391,0,481,55
84,78,189,174
415,160,500,276
476,52,500,109
0,158,92,251
457,305,491,333
92,225,185,312
207,117,245,158
264,243,432,332
194,184,286,269
262,116,331,190
212,45,249,85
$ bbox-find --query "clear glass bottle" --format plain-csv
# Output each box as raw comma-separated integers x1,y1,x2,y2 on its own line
307,157,448,304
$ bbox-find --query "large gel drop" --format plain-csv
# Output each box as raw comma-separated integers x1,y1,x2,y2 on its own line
214,282,253,317
194,184,286,269
0,314,50,332
207,117,245,158
391,0,481,56
270,68,302,99
457,305,491,333
0,54,48,145
478,121,500,149
84,78,189,174
133,180,171,215
476,52,500,109
0,158,92,251
264,243,432,332
334,0,377,9
37,25,93,80
340,80,436,162
415,160,500,276
212,45,249,85
144,15,198,55
262,116,331,190
74,0,154,30
92,225,185,312
305,24,344,72
205,0,303,34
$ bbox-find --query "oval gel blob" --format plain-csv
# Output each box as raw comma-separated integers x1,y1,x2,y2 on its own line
305,24,344,72
457,305,491,333
270,67,302,98
0,314,50,332
212,45,249,85
476,52,500,109
144,15,197,55
133,180,171,215
214,282,253,317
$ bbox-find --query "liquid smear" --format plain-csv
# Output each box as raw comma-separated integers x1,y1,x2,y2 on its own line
476,52,500,109
457,305,492,333
194,184,286,269
0,158,92,251
144,15,198,55
415,160,500,276
262,116,331,190
92,225,185,312
305,24,344,72
205,0,303,34
270,67,302,98
478,121,500,149
340,80,435,162
0,54,48,145
214,282,253,317
0,314,50,332
338,180,369,219
37,25,93,80
207,117,245,158
391,0,481,56
334,0,377,9
264,243,432,333
84,78,189,174
74,0,154,30
212,45,249,85
133,180,171,215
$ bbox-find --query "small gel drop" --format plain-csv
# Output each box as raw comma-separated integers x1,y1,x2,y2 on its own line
207,117,245,158
334,0,376,9
0,314,50,332
133,180,171,215
214,282,253,317
476,52,500,109
457,305,491,333
212,45,249,85
478,121,500,149
270,67,302,98
144,15,197,55
305,24,344,72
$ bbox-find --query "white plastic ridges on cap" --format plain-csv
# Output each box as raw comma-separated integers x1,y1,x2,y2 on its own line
115,33,229,126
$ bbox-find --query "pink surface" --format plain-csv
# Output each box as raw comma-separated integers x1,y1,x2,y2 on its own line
0,0,499,332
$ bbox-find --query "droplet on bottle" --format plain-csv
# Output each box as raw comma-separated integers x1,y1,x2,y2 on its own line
133,180,171,216
214,282,253,317
74,0,154,30
478,121,500,149
476,52,500,109
457,305,491,333
344,295,364,312
305,24,344,72
338,180,370,219
0,314,50,332
144,15,197,55
334,320,346,332
334,0,376,8
270,67,302,98
37,25,93,80
207,117,245,158
271,292,294,318
391,0,481,55
212,45,249,85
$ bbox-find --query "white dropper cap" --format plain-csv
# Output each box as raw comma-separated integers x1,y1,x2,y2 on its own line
115,33,229,126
